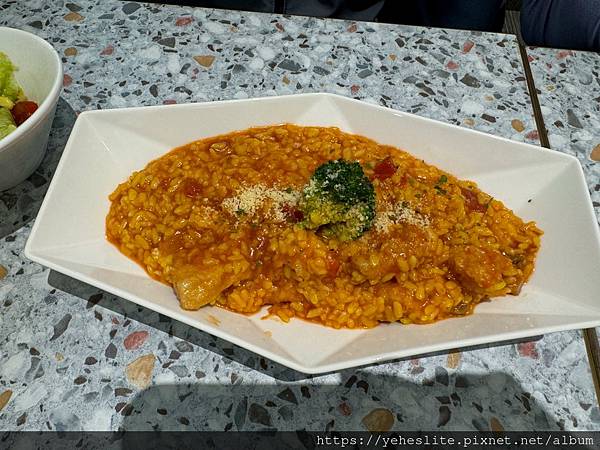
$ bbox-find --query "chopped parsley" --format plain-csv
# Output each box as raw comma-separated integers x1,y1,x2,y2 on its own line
434,174,449,194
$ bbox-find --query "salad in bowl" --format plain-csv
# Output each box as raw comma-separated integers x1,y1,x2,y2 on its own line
0,52,38,140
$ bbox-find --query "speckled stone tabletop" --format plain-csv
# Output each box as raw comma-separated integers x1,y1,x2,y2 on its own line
0,0,598,432
526,47,600,360
526,48,600,221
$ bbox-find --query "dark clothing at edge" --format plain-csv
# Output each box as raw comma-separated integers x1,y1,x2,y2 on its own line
174,0,600,51
521,0,600,50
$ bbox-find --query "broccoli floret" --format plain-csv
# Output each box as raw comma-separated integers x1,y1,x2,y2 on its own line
299,159,375,241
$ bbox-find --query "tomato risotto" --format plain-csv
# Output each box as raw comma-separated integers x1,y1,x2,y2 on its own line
106,125,542,329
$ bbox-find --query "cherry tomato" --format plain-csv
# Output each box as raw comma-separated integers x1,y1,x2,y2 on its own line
372,156,397,181
11,101,39,126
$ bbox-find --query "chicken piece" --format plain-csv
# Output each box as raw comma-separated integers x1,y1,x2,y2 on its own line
347,224,442,283
171,260,251,310
449,245,512,290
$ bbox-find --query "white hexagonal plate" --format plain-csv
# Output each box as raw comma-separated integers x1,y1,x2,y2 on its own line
25,93,600,373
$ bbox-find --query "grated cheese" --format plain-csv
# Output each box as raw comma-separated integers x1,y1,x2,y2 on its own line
221,184,300,222
375,201,430,232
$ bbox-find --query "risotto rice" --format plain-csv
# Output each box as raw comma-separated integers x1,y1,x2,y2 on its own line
106,125,542,329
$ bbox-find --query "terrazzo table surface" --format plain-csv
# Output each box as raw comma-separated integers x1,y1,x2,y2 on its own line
0,0,598,432
526,47,600,354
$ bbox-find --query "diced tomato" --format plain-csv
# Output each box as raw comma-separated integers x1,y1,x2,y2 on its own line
461,187,486,213
11,101,39,126
159,178,170,190
183,179,203,197
399,173,409,187
326,252,341,278
372,157,397,181
282,204,304,222
160,231,185,253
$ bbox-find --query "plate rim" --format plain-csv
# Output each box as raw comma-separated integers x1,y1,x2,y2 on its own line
24,93,600,374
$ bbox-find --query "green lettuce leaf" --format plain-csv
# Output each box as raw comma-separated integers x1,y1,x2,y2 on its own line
0,107,17,139
0,52,24,102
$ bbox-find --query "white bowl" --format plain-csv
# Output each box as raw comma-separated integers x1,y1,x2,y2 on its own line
0,27,62,191
24,94,600,374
